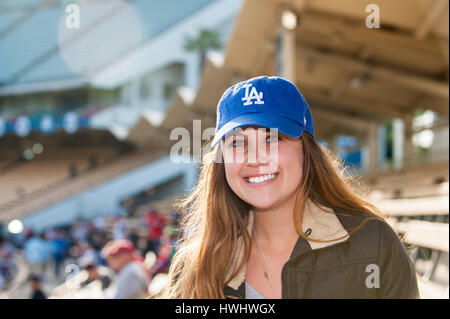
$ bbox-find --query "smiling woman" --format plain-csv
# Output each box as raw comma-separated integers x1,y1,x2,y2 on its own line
162,76,420,299
221,129,304,213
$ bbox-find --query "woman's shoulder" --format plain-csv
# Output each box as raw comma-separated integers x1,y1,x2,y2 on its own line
337,211,413,267
338,211,419,298
348,213,403,247
335,209,397,239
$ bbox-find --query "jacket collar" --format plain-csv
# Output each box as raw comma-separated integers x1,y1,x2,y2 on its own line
226,199,350,290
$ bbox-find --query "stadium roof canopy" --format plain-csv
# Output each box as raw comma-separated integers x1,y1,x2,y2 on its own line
140,0,449,132
126,0,449,170
0,0,218,95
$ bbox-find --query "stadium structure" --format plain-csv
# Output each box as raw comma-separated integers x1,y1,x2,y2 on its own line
0,0,448,298
0,0,243,232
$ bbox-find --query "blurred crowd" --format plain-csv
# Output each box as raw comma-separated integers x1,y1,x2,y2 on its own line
0,209,179,299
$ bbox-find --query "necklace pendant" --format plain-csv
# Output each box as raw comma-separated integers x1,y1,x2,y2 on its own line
264,271,269,279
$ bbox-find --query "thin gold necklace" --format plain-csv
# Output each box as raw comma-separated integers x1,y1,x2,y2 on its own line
253,226,281,298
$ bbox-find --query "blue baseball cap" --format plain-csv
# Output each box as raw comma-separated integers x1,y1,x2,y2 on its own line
211,76,314,147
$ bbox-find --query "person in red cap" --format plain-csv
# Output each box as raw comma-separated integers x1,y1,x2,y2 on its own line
101,239,150,299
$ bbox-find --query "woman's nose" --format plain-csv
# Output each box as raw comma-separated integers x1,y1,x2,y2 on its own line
246,135,269,166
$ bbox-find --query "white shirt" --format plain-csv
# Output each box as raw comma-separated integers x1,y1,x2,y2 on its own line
111,261,150,299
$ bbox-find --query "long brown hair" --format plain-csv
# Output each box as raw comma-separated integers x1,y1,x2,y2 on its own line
163,132,384,298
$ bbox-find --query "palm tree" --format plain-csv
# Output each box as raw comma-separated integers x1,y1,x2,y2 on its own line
184,28,222,72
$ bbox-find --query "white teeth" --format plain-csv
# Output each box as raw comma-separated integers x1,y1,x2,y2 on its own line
247,174,276,184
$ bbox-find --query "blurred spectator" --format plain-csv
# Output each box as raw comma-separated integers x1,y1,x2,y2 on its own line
144,210,166,254
101,240,150,299
0,241,16,291
170,210,181,228
79,253,112,291
0,207,179,298
0,239,15,259
92,217,106,233
78,242,101,268
49,231,70,279
88,155,98,170
29,274,46,299
127,204,138,218
112,218,128,240
7,227,30,250
71,220,89,243
81,264,112,291
69,163,78,178
152,225,178,274
129,229,140,252
23,233,54,274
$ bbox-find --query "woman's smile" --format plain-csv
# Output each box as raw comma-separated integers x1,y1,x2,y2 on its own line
243,172,279,186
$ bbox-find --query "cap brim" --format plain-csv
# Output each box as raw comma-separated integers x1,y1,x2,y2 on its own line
211,113,304,147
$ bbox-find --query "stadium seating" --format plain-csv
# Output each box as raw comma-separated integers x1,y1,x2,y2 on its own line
0,147,117,207
362,160,449,298
0,147,164,221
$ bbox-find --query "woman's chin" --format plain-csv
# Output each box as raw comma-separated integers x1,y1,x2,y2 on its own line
245,197,280,211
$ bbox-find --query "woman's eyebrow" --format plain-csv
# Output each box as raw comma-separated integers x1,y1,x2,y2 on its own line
223,132,242,144
228,130,244,138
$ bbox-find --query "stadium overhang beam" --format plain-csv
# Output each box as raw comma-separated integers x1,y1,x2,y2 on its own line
127,0,449,172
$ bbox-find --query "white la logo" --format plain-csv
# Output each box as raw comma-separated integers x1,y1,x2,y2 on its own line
241,83,264,106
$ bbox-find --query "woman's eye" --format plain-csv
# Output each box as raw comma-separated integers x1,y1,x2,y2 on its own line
231,139,245,147
266,135,280,143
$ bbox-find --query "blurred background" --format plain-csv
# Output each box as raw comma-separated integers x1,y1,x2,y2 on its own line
0,0,448,299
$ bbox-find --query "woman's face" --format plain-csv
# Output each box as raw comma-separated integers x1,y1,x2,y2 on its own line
221,127,304,211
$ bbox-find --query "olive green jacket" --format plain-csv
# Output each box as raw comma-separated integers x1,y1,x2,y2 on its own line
223,200,420,299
